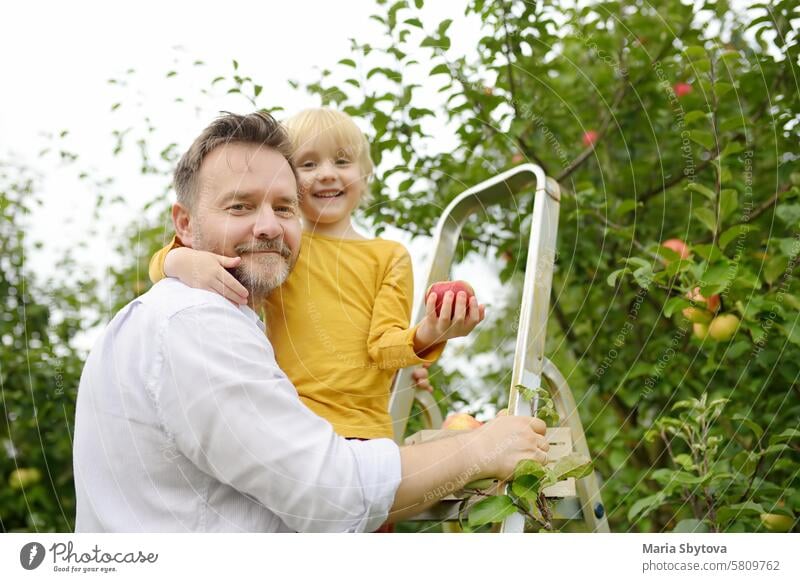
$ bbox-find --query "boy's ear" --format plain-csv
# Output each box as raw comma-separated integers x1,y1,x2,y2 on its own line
172,203,194,248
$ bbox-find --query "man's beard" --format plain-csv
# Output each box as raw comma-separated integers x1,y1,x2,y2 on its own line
232,238,294,301
193,227,295,303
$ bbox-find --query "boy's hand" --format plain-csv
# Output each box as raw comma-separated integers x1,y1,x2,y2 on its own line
414,291,485,352
164,247,249,305
411,363,433,393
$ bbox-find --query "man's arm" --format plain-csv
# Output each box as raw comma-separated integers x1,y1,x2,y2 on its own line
389,417,549,522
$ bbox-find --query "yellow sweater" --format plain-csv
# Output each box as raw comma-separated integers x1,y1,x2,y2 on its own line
149,231,442,439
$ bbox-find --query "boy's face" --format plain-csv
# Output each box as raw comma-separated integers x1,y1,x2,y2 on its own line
187,143,302,298
292,136,367,228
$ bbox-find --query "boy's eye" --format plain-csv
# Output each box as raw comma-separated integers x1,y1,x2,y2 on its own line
336,159,351,165
299,161,316,169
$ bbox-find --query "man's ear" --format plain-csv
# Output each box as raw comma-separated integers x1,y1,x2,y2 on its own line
172,203,194,248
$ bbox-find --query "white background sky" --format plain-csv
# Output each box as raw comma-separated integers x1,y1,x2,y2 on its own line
2,0,506,369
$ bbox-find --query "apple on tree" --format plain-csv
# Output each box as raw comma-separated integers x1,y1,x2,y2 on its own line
682,287,721,323
674,82,692,97
661,238,691,260
708,313,740,341
582,130,599,147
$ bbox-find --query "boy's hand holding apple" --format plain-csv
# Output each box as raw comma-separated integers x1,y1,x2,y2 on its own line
413,280,486,353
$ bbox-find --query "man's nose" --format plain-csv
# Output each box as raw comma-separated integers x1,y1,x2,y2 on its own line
252,206,283,239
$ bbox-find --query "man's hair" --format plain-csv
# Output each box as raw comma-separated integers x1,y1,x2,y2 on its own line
174,111,293,211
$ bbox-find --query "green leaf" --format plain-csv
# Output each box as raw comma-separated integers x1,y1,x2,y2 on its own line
719,224,751,249
719,189,738,222
512,474,542,500
717,502,765,524
429,63,450,76
514,459,547,479
732,414,764,439
467,495,517,527
628,492,665,521
694,207,717,233
714,82,733,99
770,428,800,443
686,182,716,200
673,519,710,532
776,204,800,226
665,296,690,317
684,46,707,60
550,453,593,480
253,85,262,97
683,110,708,125
721,142,744,157
404,17,423,28
764,255,788,284
464,478,496,490
689,130,715,150
338,58,357,68
607,268,629,287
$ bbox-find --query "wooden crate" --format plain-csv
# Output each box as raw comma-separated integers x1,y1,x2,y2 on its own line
405,427,575,498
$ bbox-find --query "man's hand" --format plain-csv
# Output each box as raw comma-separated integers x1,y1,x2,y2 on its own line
413,291,486,354
164,247,249,305
473,416,549,480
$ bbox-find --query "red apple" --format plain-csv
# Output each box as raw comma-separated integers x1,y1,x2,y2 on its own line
426,280,476,317
582,130,599,147
708,314,740,341
687,287,720,313
674,83,692,98
661,238,691,260
442,413,483,430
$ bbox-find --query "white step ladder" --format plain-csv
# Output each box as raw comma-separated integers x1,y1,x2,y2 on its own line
390,164,610,532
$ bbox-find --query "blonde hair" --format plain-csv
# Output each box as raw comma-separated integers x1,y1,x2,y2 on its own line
284,108,374,181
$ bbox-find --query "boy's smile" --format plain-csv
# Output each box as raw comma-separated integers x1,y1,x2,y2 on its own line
293,136,367,236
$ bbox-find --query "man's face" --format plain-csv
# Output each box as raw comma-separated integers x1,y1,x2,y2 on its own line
188,143,301,299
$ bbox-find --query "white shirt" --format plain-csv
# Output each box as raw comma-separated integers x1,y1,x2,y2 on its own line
73,278,401,532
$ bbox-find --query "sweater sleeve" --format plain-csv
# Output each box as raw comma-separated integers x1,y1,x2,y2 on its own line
148,235,183,284
366,244,444,369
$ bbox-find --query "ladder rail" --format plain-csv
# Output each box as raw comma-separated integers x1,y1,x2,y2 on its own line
389,164,553,442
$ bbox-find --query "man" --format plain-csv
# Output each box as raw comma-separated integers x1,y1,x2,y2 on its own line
73,111,549,532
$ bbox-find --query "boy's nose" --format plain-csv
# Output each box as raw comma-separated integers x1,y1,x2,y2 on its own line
316,160,336,181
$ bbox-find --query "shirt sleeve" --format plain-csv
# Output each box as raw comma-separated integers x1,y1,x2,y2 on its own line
156,302,402,533
366,244,444,369
148,235,183,284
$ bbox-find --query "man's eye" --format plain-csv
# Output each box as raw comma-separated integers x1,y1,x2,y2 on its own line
275,206,296,216
228,204,247,211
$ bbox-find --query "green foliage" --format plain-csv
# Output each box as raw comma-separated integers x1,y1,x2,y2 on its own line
0,163,87,531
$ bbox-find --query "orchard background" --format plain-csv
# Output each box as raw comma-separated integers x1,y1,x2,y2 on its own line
2,0,798,533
